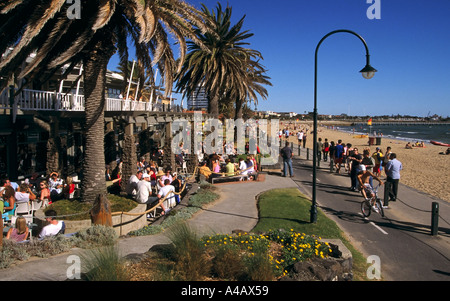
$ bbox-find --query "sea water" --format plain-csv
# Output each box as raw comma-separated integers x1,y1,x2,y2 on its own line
336,124,450,145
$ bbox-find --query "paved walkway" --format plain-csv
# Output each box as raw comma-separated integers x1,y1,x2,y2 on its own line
0,174,298,281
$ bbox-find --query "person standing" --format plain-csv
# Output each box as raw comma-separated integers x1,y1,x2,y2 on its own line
385,153,403,207
316,138,323,162
322,138,330,162
348,147,362,191
297,130,304,148
302,131,307,148
334,140,344,173
280,142,294,177
383,146,392,176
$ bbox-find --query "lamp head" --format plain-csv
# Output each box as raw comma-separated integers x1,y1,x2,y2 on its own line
360,64,377,79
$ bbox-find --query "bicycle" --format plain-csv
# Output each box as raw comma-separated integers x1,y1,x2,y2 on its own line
360,183,384,218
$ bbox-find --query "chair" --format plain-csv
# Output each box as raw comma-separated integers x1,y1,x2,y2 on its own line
57,221,66,235
31,200,43,212
15,202,32,216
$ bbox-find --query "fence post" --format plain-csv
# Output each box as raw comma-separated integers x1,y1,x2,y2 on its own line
431,202,439,236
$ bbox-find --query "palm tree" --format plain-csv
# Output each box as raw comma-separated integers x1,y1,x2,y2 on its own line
175,3,271,118
0,0,209,203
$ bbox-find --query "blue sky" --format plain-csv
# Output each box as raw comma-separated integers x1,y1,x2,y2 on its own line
108,0,450,117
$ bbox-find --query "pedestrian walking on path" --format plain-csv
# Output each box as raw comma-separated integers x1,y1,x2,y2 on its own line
280,142,294,177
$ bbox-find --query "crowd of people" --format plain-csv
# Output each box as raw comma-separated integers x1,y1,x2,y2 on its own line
1,172,76,219
197,153,258,182
1,171,73,242
313,138,403,209
106,154,183,218
277,121,404,210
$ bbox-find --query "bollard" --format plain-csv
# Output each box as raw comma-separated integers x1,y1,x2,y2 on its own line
329,158,334,172
298,144,301,156
306,148,309,160
431,202,439,236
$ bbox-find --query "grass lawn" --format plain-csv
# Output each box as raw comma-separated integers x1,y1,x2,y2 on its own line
252,188,370,281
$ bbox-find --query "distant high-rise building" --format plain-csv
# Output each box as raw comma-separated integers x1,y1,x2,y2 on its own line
187,85,208,110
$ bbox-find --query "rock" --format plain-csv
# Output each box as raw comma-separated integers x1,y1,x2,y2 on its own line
280,240,353,281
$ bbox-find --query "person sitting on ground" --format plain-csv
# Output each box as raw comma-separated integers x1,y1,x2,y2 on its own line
439,148,450,155
6,216,29,242
198,161,212,181
48,171,64,202
39,209,64,238
405,142,413,149
126,170,143,198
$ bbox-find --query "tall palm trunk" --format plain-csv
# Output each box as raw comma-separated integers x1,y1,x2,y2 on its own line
209,94,219,117
234,98,244,120
81,36,115,203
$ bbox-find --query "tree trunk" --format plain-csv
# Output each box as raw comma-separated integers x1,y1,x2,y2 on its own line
90,194,113,227
81,37,115,203
121,122,136,193
208,94,219,117
46,117,61,174
234,98,244,121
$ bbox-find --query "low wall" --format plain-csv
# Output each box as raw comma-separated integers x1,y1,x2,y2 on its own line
34,203,147,237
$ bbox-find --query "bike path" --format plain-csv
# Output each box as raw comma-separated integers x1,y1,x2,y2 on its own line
291,154,450,281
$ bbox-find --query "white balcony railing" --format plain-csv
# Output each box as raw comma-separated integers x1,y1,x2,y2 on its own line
0,88,181,113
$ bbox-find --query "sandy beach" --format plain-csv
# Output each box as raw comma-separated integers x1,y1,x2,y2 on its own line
281,121,450,203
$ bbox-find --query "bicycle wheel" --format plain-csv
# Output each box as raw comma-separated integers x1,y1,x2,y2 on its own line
376,199,384,217
361,200,372,217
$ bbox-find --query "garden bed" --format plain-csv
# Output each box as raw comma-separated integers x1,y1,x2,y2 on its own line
34,195,146,236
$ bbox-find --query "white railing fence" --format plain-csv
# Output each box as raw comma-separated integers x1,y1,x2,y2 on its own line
0,88,179,113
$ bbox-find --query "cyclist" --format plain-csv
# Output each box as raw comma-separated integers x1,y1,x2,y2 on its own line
357,165,384,211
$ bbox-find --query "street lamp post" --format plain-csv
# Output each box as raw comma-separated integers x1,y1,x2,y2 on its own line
311,29,377,223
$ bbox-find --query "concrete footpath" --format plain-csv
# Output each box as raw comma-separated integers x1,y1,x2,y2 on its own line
0,174,298,281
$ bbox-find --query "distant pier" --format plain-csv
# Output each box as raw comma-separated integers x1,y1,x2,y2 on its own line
351,121,449,126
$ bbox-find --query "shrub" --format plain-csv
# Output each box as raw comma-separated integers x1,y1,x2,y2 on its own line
81,245,130,281
44,194,137,221
210,244,245,280
166,223,211,280
0,225,119,269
